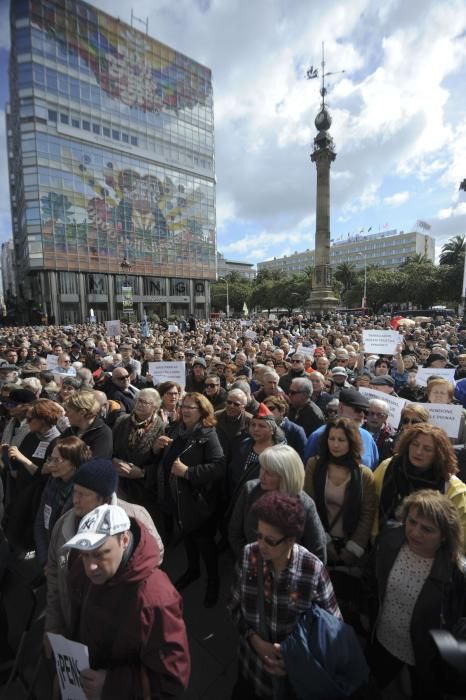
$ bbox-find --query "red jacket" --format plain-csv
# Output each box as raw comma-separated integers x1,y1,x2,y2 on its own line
69,519,190,699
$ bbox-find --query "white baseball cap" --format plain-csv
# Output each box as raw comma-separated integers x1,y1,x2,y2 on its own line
64,505,130,551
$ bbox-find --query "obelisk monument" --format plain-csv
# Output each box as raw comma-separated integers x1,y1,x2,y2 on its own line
308,46,339,313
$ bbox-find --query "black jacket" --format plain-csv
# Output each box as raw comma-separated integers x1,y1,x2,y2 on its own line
369,523,466,694
157,425,225,533
61,416,113,459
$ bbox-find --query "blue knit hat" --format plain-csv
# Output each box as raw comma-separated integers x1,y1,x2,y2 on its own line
74,459,118,498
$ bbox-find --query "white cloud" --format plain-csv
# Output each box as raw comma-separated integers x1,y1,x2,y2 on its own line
383,191,410,207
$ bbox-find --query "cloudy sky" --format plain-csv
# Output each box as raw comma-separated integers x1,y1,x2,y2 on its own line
0,0,466,265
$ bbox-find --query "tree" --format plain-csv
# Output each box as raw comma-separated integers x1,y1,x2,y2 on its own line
439,235,466,266
400,253,431,267
334,263,356,294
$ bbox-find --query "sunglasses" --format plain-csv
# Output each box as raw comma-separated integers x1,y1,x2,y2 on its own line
205,383,218,388
255,531,287,547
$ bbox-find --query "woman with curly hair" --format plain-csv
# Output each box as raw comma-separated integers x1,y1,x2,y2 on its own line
5,398,63,552
374,422,466,546
155,392,225,607
367,490,466,699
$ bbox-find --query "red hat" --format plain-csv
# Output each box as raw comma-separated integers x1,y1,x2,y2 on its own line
314,348,326,356
255,403,275,420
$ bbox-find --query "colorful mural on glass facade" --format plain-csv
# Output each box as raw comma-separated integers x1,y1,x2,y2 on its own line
36,134,215,275
30,0,211,115
17,0,216,277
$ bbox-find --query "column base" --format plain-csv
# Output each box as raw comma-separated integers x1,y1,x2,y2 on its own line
308,286,339,312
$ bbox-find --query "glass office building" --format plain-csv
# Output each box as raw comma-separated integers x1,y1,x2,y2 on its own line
8,0,215,323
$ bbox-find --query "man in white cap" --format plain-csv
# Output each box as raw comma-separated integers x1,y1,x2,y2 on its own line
64,504,190,699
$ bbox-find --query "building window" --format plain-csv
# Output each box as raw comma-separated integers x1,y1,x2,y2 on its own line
92,123,100,134
58,271,78,295
143,277,166,295
48,109,57,122
60,113,69,124
82,120,90,131
112,129,120,141
130,136,138,146
122,132,129,143
170,278,189,296
103,126,110,137
72,118,80,128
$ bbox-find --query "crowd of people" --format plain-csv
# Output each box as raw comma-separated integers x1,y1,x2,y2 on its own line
1,310,466,699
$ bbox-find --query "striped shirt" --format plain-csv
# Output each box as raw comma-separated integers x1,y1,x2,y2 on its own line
229,542,341,698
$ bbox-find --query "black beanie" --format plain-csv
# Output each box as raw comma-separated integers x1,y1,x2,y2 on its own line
74,459,118,498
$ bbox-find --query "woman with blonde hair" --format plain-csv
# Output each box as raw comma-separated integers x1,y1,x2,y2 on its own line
228,444,326,562
62,389,112,458
367,489,466,699
374,422,466,545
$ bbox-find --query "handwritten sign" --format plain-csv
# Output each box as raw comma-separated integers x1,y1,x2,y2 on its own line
148,361,186,390
360,388,406,429
422,403,463,438
47,633,89,700
168,324,179,333
105,320,121,338
244,329,257,340
299,346,315,358
362,330,401,355
415,368,456,387
46,354,58,370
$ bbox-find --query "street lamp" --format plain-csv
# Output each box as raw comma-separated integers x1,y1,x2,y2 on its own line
218,277,230,318
357,252,367,309
120,255,133,320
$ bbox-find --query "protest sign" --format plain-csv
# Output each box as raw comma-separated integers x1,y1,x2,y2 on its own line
244,329,257,340
415,368,456,387
168,324,179,333
360,387,406,429
47,633,89,700
105,320,121,337
362,330,401,355
148,361,186,390
240,320,252,327
299,346,315,358
422,403,463,438
46,354,58,370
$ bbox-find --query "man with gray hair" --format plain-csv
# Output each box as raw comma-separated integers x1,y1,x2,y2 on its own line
365,397,394,459
254,370,284,402
231,379,259,416
287,377,325,437
215,388,252,461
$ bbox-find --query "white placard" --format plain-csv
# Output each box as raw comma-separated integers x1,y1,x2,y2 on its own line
360,387,406,429
244,329,257,340
240,320,252,327
422,403,463,438
415,367,456,387
148,361,186,390
47,633,89,700
168,324,179,333
362,330,401,355
46,354,58,370
105,320,121,337
299,346,315,358
32,440,50,460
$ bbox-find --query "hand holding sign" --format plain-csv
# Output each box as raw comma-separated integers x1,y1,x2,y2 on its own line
80,668,107,700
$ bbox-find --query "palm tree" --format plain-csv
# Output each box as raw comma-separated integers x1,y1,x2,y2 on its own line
334,262,356,293
401,253,431,267
439,235,466,266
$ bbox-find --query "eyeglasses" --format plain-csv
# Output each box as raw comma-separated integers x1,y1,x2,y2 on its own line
136,399,154,406
401,418,422,425
46,456,65,465
205,383,218,388
226,399,242,407
367,411,386,418
255,531,287,547
291,359,303,364
289,390,305,395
